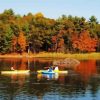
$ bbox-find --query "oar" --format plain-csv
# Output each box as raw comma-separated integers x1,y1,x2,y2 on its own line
44,66,55,69
44,67,49,69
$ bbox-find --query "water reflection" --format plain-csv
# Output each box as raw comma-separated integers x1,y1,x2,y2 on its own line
0,58,53,71
37,73,59,80
0,58,100,100
74,60,97,82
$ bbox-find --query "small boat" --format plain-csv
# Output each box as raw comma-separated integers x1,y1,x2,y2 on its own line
37,70,68,74
1,70,30,75
42,71,55,74
54,70,68,74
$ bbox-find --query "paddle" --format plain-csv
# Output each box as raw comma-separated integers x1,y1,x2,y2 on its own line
44,66,55,70
44,66,49,69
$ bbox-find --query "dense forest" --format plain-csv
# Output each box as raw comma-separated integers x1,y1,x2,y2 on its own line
0,9,100,54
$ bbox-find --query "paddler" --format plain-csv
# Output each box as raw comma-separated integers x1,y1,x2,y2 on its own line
48,66,53,72
54,66,59,72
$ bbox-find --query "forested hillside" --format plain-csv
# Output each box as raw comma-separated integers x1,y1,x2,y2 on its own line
0,9,100,54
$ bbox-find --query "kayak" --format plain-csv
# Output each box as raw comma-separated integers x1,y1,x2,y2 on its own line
1,70,30,75
37,70,68,74
42,71,55,74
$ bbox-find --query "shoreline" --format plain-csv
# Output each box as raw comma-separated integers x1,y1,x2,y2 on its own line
0,52,100,60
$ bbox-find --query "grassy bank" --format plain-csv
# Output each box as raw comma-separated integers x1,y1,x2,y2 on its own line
0,52,100,60
33,52,100,60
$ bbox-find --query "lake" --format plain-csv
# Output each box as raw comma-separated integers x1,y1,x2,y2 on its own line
0,58,100,100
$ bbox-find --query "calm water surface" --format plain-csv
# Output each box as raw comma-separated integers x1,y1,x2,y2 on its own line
0,58,100,100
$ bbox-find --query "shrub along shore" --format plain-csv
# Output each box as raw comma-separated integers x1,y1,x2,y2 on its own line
0,52,100,60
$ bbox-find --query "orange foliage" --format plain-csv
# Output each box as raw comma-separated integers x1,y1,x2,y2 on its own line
18,31,26,52
51,36,57,43
58,38,64,48
72,31,97,52
11,35,17,52
51,30,65,52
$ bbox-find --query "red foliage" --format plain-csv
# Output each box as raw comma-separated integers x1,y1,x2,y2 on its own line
51,32,64,52
18,31,26,52
51,36,57,43
71,31,97,52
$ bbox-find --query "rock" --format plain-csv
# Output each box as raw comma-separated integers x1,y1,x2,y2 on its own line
53,58,80,68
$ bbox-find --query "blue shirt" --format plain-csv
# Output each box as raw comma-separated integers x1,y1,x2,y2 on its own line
48,67,53,72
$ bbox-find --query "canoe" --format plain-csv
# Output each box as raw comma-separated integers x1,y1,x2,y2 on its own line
37,70,68,74
1,70,30,75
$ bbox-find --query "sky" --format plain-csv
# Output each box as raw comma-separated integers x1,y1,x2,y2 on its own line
0,0,100,21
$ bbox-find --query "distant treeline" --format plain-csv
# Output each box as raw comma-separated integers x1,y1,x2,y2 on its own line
0,9,100,54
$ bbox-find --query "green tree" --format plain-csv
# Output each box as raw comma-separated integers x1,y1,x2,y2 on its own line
0,24,13,53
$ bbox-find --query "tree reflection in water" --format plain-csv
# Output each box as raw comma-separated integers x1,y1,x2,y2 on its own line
74,60,97,82
0,58,100,100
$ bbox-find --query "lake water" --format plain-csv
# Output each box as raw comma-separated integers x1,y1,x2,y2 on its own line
0,58,100,100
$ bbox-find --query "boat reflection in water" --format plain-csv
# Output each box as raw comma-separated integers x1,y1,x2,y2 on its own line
37,73,59,80
1,70,30,87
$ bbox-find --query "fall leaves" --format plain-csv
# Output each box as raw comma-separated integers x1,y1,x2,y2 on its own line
18,32,26,52
0,9,99,54
71,31,97,52
12,31,26,53
10,27,98,53
51,31,65,52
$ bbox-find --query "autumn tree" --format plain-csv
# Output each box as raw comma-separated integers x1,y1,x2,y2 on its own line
11,35,17,52
51,30,65,52
71,30,97,52
18,31,26,53
0,9,99,54
51,35,57,52
34,12,44,18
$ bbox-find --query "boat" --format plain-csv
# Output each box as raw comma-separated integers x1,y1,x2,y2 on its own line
1,70,30,75
42,71,55,74
37,70,68,74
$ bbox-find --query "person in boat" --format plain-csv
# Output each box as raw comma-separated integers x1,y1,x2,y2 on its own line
11,67,15,71
54,66,59,72
48,66,53,72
